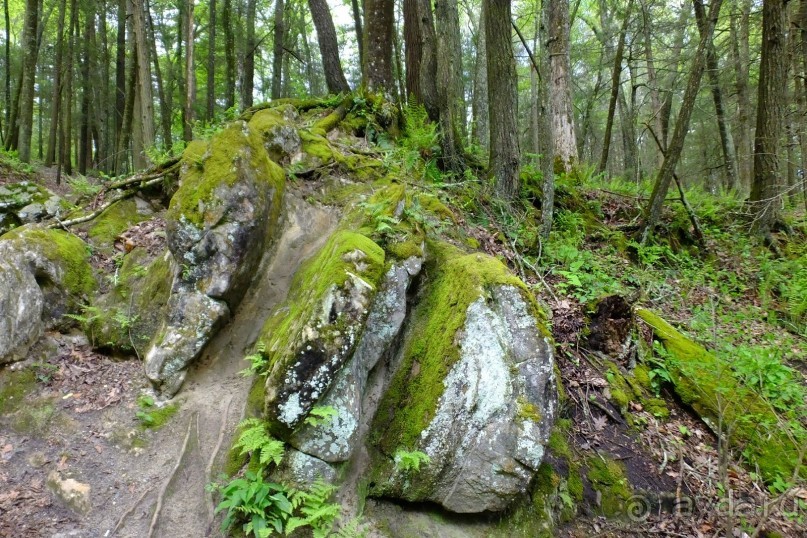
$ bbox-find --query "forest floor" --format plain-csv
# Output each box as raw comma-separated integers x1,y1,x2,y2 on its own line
1,108,806,537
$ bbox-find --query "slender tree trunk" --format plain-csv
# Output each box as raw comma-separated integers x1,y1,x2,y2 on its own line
114,0,126,155
472,6,489,152
308,0,350,94
596,0,633,176
435,0,465,171
3,0,9,136
693,0,738,191
46,0,67,165
11,0,40,161
146,5,172,149
363,0,395,94
183,0,195,141
270,0,284,100
547,0,578,172
206,0,216,120
351,0,364,67
131,0,155,168
484,0,520,199
659,4,690,149
618,84,638,182
642,0,723,240
222,0,235,109
750,0,788,234
62,0,78,176
403,0,422,102
642,1,662,167
393,14,406,101
417,0,439,121
79,4,94,174
729,0,752,193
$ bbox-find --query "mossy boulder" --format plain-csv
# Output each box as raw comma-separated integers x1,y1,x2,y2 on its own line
88,248,175,355
247,106,302,165
635,307,805,482
86,198,152,247
258,230,386,435
0,226,96,364
0,181,73,235
146,119,285,397
369,242,557,513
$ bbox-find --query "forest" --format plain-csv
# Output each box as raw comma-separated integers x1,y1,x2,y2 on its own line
0,0,806,537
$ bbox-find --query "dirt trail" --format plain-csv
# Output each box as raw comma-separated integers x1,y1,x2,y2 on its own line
0,192,336,538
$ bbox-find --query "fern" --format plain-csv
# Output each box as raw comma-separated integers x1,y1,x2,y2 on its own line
240,342,269,377
233,418,285,466
394,449,431,473
304,405,339,427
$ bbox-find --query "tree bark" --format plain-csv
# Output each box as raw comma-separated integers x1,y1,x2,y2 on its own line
547,0,578,172
693,0,738,191
131,0,155,168
363,0,395,93
484,0,520,199
270,0,284,100
729,0,752,193
222,0,235,109
3,0,9,137
435,0,465,171
659,3,690,150
79,3,94,174
62,0,78,176
471,5,489,152
351,0,364,67
403,0,422,102
183,0,195,142
596,0,632,176
308,0,350,94
642,0,723,241
10,0,40,161
46,0,67,165
416,0,439,120
206,0,216,120
147,5,172,150
750,0,788,234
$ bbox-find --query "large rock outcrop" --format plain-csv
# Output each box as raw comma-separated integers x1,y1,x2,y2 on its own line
0,226,96,364
369,243,557,513
145,120,285,396
0,181,73,235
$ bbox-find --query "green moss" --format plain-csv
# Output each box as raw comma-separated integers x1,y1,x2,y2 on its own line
1,226,96,298
0,368,37,414
310,97,353,136
586,455,632,517
547,430,572,461
415,193,456,223
372,241,531,454
11,398,58,435
140,403,178,430
517,396,543,423
168,121,285,228
299,131,339,164
636,307,804,482
246,377,266,418
87,199,147,246
567,468,584,503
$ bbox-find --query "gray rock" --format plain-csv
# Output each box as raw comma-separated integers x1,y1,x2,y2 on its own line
145,121,284,397
46,471,91,515
0,182,72,234
274,448,337,489
290,258,422,463
0,251,43,364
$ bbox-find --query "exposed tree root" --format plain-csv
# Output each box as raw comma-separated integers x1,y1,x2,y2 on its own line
205,395,234,521
147,413,197,538
110,484,156,537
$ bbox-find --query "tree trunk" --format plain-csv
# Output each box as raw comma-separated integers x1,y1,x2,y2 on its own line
222,0,235,109
472,5,489,152
618,85,637,182
363,0,394,93
11,0,40,161
147,5,172,149
308,0,350,94
750,0,787,234
659,3,690,149
435,0,465,171
79,3,94,174
416,0,439,121
206,0,216,120
729,0,752,193
547,0,578,172
131,0,155,168
642,1,662,167
642,0,723,240
484,0,520,199
183,0,195,142
596,0,633,176
270,0,284,100
3,0,9,137
46,0,67,165
62,0,78,176
693,0,738,191
403,0,422,102
351,0,364,67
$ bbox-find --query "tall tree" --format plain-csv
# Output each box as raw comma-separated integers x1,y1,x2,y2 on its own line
435,0,465,171
131,0,155,168
750,0,788,235
642,0,723,240
471,5,489,152
222,0,235,109
351,0,363,67
596,0,633,176
363,0,395,93
484,0,520,198
729,0,752,193
206,0,216,120
7,0,40,161
46,0,68,165
183,0,195,141
270,0,284,100
547,0,578,172
3,0,10,138
693,0,738,191
308,0,350,94
403,0,422,102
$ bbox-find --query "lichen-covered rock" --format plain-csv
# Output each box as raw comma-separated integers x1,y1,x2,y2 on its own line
370,243,557,513
248,106,302,165
88,248,174,354
273,448,338,488
0,181,73,235
290,257,422,462
0,226,96,364
145,120,284,396
258,230,386,435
